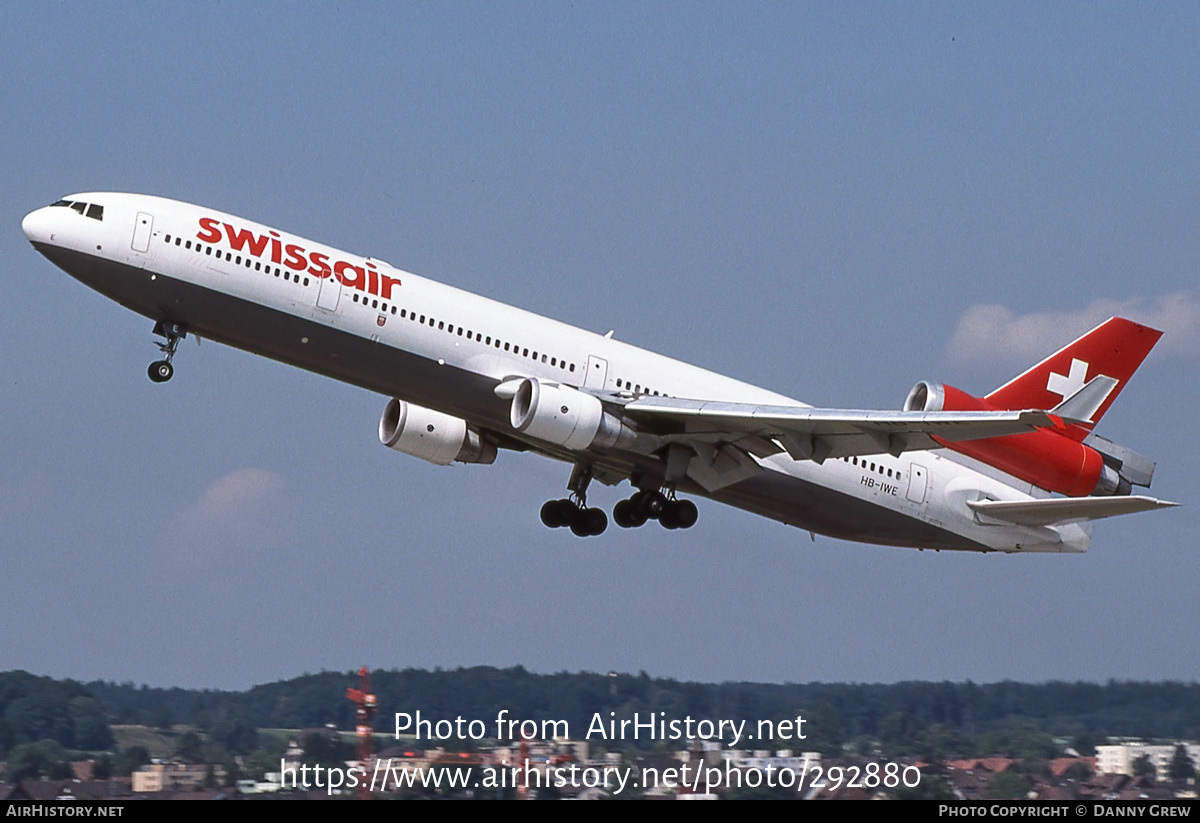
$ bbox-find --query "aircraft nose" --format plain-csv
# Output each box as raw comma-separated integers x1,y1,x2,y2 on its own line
22,207,54,244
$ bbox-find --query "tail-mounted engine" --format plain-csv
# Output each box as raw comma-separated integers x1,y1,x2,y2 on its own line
904,381,1152,497
379,399,496,465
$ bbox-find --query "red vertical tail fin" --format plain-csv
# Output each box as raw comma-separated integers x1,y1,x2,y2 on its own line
985,317,1161,424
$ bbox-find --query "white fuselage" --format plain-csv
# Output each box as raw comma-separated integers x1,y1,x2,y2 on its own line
22,193,1090,553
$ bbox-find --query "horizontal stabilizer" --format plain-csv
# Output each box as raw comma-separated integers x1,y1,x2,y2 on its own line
967,495,1177,527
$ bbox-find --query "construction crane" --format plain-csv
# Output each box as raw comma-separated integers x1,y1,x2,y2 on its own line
346,667,378,799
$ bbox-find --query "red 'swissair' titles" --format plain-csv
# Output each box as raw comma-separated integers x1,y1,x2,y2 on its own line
196,217,401,299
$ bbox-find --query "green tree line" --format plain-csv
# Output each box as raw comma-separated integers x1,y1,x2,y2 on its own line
3,669,1198,766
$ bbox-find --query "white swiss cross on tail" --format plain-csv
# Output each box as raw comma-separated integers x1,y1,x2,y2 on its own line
1046,358,1090,401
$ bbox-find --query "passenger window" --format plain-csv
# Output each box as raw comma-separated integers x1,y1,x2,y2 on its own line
205,246,212,255
185,240,192,249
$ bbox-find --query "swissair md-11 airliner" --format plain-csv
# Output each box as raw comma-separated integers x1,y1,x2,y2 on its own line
22,193,1176,551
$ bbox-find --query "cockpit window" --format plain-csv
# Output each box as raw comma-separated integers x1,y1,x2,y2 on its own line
48,199,104,221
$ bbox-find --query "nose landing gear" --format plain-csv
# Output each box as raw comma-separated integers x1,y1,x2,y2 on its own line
148,320,186,383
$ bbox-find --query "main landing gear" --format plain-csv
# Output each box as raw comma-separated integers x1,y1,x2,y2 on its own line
541,463,608,536
148,320,185,383
541,497,608,537
613,488,698,531
540,463,700,538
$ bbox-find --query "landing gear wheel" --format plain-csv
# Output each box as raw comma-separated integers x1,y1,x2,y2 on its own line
613,499,640,528
674,499,698,529
148,321,186,383
660,503,681,530
583,507,607,536
148,360,173,383
541,499,569,528
540,499,577,529
568,506,607,537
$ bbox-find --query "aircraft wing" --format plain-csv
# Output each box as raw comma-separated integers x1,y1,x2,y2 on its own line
621,396,1057,462
967,496,1177,527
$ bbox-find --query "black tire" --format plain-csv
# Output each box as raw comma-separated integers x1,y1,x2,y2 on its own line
541,499,568,528
675,499,698,529
660,503,681,530
613,499,637,528
584,507,608,536
569,513,591,537
148,360,173,383
542,499,573,532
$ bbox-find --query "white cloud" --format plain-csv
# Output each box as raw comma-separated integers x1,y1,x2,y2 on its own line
945,292,1200,366
170,468,288,566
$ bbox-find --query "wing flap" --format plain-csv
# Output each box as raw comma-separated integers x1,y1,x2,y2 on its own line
624,396,1056,460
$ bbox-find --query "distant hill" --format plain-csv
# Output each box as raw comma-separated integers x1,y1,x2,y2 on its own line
3,669,1198,761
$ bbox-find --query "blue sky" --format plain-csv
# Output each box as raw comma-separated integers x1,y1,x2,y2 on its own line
2,4,1197,690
